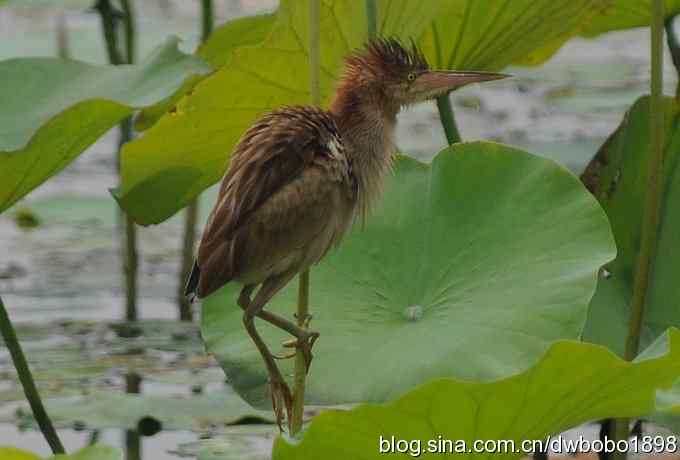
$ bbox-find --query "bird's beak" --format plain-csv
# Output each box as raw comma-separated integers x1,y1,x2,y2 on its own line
416,70,510,94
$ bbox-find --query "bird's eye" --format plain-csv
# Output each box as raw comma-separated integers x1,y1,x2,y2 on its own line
407,72,416,82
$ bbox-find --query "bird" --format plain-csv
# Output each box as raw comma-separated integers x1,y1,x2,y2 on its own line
185,37,508,429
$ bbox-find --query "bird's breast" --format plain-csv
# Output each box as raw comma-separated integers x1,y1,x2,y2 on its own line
340,121,395,220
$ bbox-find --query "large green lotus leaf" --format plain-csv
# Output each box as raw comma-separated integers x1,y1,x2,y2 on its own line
134,13,276,132
198,13,277,69
0,446,121,460
582,96,680,356
114,0,451,225
418,0,602,70
272,329,680,459
202,142,615,407
14,390,272,431
518,1,680,66
0,37,211,214
581,0,680,37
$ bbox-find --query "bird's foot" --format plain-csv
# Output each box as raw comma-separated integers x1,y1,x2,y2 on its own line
270,374,293,432
281,329,320,373
293,312,313,328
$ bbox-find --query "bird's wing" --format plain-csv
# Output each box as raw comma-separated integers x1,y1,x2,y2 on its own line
201,106,350,246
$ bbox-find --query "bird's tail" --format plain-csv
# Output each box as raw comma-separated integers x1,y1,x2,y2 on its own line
184,261,201,302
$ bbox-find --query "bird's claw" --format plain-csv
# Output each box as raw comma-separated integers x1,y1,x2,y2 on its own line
270,376,293,432
294,312,313,328
272,350,297,360
281,330,320,373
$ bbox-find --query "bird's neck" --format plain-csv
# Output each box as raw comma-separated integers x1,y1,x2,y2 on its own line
330,88,398,219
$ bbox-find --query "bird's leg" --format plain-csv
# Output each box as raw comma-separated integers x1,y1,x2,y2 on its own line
237,285,256,310
241,273,300,430
242,305,290,430
238,286,320,372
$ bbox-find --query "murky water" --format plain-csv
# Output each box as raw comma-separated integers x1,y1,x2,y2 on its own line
1,1,678,458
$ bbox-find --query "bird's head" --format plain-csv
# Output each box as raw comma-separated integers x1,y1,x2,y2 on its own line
334,38,508,113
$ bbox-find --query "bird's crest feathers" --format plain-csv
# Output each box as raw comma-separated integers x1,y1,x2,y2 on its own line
345,37,428,78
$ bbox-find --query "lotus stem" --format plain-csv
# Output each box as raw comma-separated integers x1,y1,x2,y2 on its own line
118,0,139,321
0,296,65,454
436,95,462,145
614,0,665,457
125,372,141,460
96,0,139,321
291,268,310,435
94,0,122,65
624,0,664,367
428,21,462,146
120,0,135,64
201,0,214,42
178,0,214,322
56,14,70,59
179,202,198,321
290,0,320,436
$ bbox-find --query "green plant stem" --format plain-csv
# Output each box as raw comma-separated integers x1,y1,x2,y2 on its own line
120,0,135,64
56,14,70,59
121,123,138,313
365,0,377,38
436,95,462,145
118,117,138,322
665,15,680,98
0,296,65,454
290,0,320,436
614,0,665,458
291,269,309,435
97,0,139,321
94,0,122,65
430,18,461,146
87,430,100,446
201,0,214,42
125,421,141,460
125,372,141,460
533,450,548,460
624,0,665,365
612,421,630,460
178,0,214,321
120,1,138,322
123,218,138,322
179,201,198,321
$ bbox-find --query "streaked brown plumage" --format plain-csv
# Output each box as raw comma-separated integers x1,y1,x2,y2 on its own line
185,38,507,429
194,106,354,296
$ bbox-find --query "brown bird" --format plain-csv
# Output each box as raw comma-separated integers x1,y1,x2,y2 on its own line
185,38,507,428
